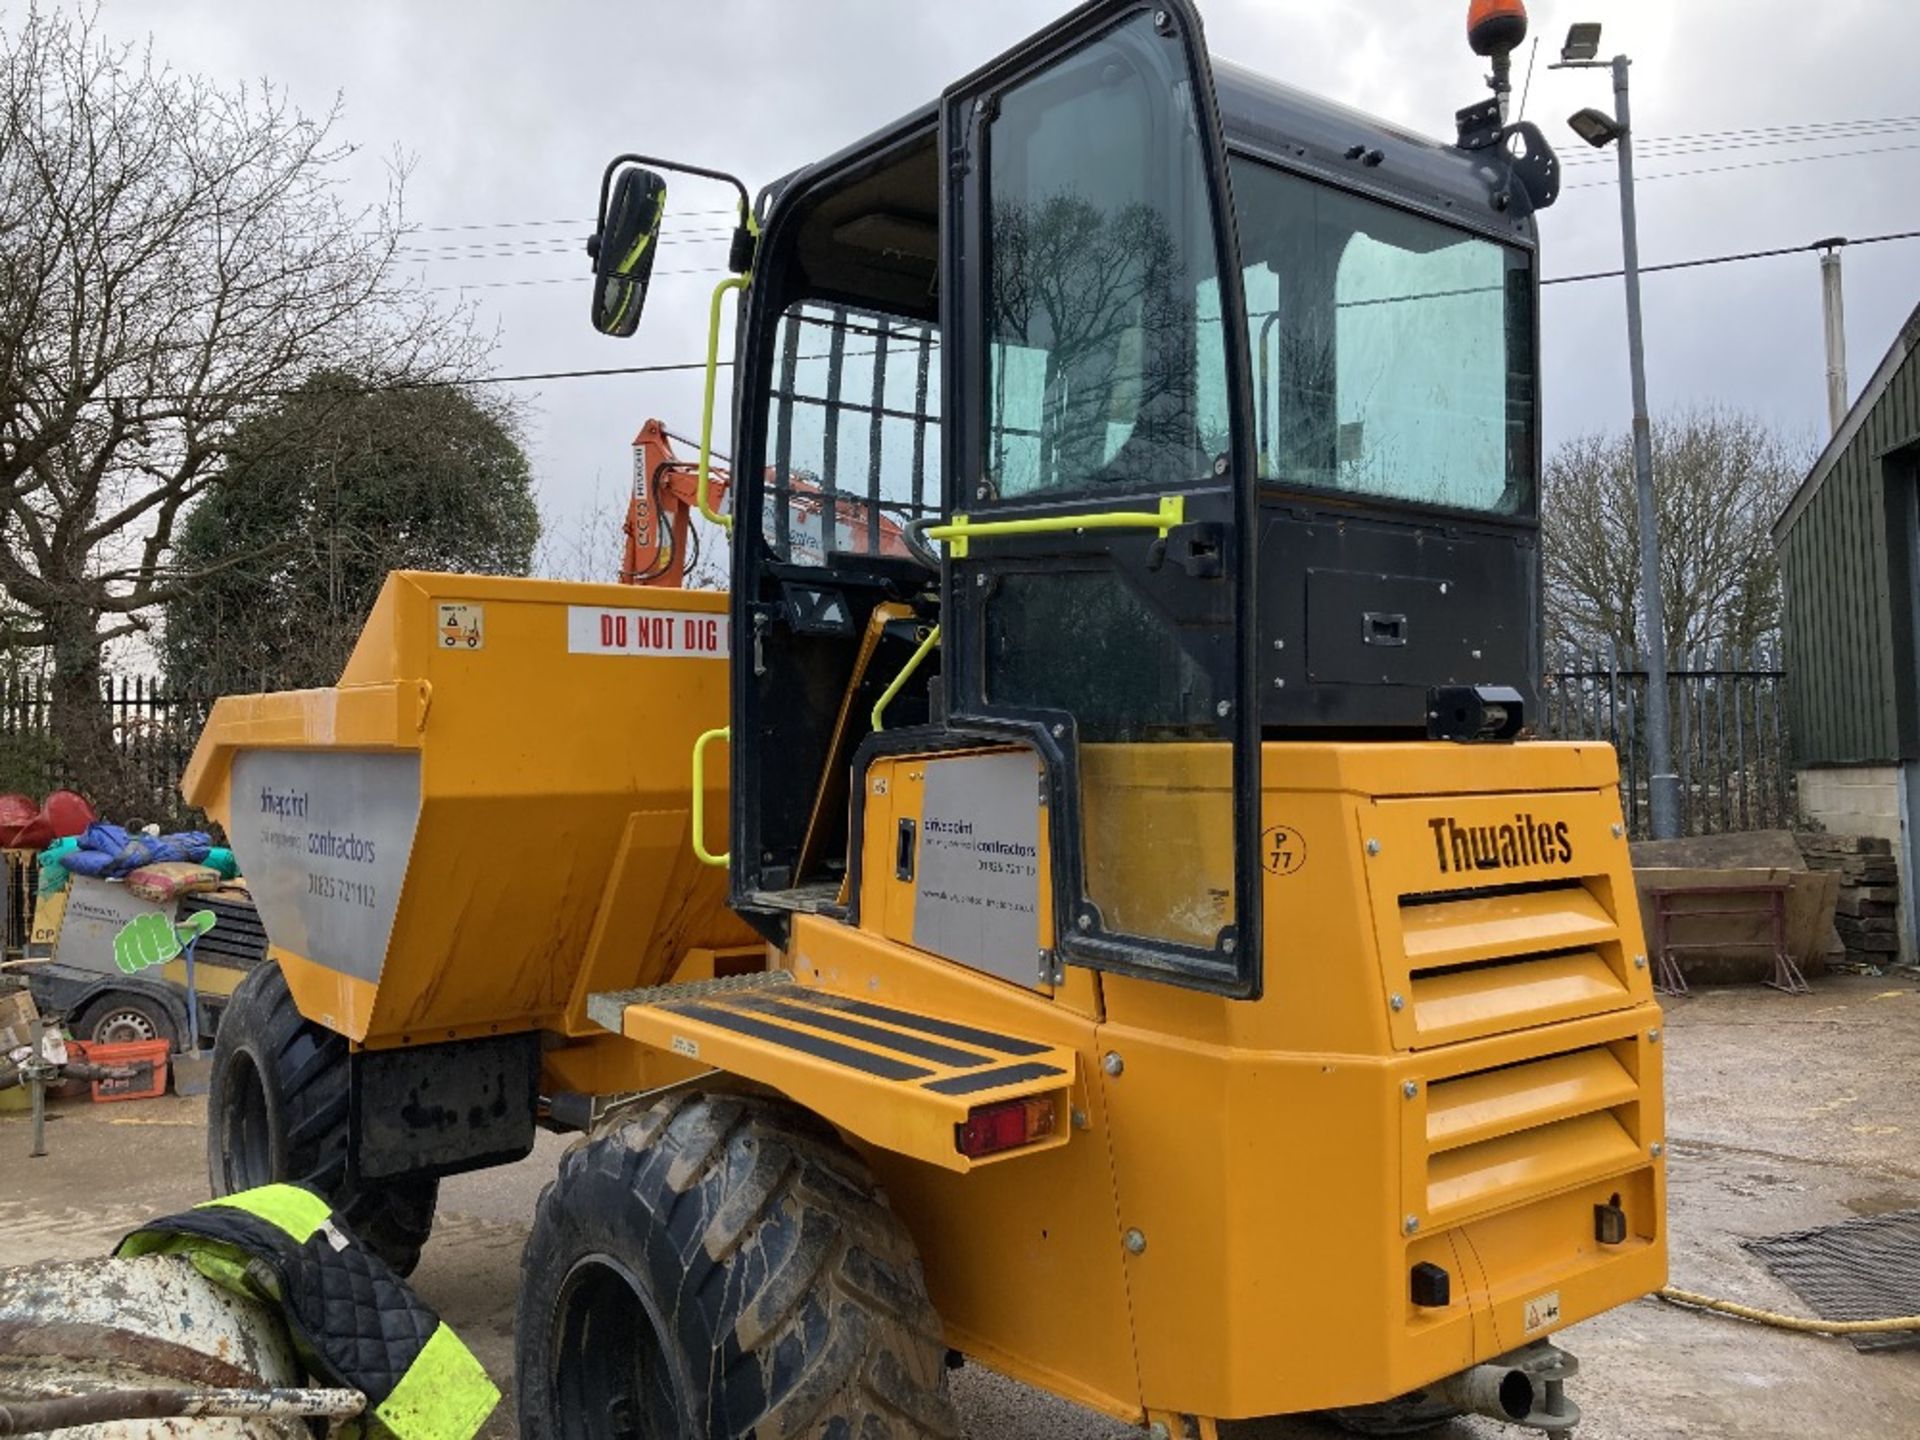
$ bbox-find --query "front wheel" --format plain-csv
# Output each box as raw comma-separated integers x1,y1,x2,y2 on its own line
516,1090,961,1440
206,961,439,1275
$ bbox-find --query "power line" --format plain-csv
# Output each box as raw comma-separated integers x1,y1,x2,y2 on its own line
399,207,738,236
1563,138,1920,190
385,113,1920,241
397,231,734,263
1543,226,1920,287
79,321,915,405
430,266,724,293
1560,113,1920,167
56,229,1920,405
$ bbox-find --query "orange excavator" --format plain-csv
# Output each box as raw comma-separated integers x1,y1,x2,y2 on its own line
621,418,911,586
621,418,728,587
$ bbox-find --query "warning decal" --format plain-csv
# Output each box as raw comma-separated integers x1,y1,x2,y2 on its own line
437,602,484,651
1523,1290,1562,1332
567,604,729,659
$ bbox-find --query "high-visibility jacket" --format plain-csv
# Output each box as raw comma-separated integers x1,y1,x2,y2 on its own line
120,1182,498,1440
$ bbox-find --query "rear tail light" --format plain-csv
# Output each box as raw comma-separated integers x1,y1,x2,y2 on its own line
955,1097,1057,1159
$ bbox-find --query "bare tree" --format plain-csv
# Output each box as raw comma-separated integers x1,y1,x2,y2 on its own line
1541,407,1811,661
0,6,482,797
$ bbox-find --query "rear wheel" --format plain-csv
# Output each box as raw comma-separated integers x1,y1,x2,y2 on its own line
516,1090,961,1440
206,961,438,1275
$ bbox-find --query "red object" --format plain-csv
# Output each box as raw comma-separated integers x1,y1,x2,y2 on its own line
86,1038,170,1102
1467,0,1528,56
0,793,36,848
52,1038,93,1100
9,817,53,850
954,1097,1056,1159
0,789,94,850
42,790,95,839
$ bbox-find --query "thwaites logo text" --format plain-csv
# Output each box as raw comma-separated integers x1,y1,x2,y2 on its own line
1428,813,1574,875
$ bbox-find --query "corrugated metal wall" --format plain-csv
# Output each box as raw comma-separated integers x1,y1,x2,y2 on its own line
1778,342,1920,766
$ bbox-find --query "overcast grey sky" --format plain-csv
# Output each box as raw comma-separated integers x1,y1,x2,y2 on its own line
75,0,1920,571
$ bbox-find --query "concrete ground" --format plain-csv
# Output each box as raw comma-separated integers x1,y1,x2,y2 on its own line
5,975,1920,1438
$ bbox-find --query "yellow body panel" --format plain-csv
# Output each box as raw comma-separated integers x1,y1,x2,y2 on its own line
192,573,1666,1425
182,572,757,1046
812,739,1663,1422
787,915,1142,1421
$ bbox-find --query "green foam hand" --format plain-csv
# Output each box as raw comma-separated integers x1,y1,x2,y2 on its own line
113,908,217,975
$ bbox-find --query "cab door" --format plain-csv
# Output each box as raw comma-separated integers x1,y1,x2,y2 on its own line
939,0,1260,996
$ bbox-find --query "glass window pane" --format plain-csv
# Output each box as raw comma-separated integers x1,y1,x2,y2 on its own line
762,303,941,565
977,15,1237,955
1235,159,1535,515
985,14,1230,500
985,570,1233,951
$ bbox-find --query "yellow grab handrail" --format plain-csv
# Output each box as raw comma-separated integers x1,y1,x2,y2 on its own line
871,626,941,732
696,276,747,532
691,725,731,867
925,494,1184,559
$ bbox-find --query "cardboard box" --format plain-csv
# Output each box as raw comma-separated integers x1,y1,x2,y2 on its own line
0,987,39,1052
0,986,49,1089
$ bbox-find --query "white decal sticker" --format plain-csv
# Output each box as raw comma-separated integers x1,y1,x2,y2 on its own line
437,602,484,650
1523,1290,1562,1332
230,750,423,985
671,1035,701,1059
913,751,1042,987
567,605,729,659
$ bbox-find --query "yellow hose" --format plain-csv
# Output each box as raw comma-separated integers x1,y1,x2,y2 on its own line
1660,1286,1920,1334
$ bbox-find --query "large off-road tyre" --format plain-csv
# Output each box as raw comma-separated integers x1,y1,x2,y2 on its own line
205,961,439,1276
516,1090,962,1440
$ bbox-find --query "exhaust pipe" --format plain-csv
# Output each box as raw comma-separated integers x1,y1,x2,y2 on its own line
1434,1341,1580,1434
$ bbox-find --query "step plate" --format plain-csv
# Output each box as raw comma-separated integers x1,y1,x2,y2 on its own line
594,976,1075,1172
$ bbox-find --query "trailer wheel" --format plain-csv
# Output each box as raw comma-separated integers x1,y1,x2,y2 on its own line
206,961,439,1276
516,1090,961,1440
76,991,178,1049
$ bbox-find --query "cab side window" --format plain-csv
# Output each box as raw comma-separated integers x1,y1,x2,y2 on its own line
763,302,942,566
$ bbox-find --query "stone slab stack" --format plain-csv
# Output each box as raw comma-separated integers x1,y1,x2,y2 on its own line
1796,832,1902,964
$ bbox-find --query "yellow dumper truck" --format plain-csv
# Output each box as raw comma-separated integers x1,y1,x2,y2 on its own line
185,1,1665,1434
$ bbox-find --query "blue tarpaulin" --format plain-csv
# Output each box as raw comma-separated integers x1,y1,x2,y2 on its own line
59,823,213,879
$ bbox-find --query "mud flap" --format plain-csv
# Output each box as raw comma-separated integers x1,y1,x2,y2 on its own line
349,1032,539,1183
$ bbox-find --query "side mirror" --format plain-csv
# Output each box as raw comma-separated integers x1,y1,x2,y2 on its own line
588,166,668,337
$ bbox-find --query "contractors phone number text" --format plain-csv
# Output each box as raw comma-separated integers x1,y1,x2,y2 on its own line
307,872,378,910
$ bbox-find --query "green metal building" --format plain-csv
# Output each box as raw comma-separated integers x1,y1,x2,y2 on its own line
1772,301,1920,960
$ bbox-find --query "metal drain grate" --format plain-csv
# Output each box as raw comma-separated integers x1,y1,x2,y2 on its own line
1743,1208,1920,1351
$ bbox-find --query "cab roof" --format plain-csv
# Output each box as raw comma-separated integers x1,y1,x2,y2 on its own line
1213,60,1540,247
758,54,1540,254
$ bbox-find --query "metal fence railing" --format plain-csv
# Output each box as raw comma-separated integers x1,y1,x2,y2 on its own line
1542,647,1792,841
0,674,210,824
0,649,1798,843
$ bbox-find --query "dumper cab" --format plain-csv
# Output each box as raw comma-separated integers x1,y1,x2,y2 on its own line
189,2,1660,1434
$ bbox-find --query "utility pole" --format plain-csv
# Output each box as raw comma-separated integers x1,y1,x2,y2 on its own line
1609,59,1681,839
1556,28,1680,838
1817,239,1850,433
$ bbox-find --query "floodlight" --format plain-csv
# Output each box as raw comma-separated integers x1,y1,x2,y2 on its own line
1568,106,1625,148
1561,22,1603,63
